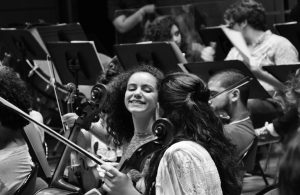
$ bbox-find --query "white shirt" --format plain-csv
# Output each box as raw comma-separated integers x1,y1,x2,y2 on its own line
155,141,222,195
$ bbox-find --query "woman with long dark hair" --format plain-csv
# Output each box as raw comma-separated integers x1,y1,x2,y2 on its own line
100,72,240,195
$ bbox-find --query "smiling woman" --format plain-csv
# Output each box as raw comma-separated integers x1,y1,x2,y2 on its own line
125,72,159,115
100,65,164,193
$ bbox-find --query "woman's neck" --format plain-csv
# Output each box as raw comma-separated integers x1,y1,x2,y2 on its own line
132,113,156,137
247,29,265,46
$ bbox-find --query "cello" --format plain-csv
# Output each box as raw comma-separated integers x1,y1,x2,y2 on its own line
0,83,107,194
91,118,174,195
0,91,174,195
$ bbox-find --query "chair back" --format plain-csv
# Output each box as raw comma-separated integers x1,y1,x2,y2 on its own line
15,164,38,195
240,136,258,172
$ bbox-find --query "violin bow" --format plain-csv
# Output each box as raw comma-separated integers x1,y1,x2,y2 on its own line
0,96,105,166
45,54,69,133
209,76,253,100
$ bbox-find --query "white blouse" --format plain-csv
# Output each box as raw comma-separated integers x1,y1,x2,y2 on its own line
155,141,222,195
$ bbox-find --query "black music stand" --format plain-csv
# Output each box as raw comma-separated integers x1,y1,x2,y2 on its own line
263,64,300,83
0,28,48,60
33,23,88,43
46,41,104,86
198,26,232,61
184,60,270,99
273,22,300,56
114,41,187,74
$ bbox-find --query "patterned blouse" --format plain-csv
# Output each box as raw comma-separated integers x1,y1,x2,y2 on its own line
155,141,222,195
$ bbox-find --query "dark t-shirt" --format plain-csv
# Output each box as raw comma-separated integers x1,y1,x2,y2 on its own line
224,117,255,158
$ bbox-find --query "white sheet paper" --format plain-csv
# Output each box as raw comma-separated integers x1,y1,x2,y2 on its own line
222,27,251,64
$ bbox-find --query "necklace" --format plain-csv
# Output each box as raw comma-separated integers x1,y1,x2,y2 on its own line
229,116,250,125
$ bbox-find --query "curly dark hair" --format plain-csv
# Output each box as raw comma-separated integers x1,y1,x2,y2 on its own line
0,66,32,130
96,56,123,85
158,72,240,195
143,15,188,53
224,0,266,31
105,65,164,146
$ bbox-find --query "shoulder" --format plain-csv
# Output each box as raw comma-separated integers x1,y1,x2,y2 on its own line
163,141,212,163
267,31,295,48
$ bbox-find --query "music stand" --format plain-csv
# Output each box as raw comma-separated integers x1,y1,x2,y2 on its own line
263,64,300,83
0,28,48,60
34,23,88,42
184,60,270,99
29,23,88,55
114,41,187,74
273,22,300,56
198,26,232,61
46,41,104,86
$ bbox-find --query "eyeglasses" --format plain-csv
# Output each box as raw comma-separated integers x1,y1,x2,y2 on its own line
209,77,252,100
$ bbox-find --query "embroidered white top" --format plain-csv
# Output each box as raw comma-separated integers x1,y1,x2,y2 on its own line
155,141,222,195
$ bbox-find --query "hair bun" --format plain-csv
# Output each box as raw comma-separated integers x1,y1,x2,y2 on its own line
194,82,210,103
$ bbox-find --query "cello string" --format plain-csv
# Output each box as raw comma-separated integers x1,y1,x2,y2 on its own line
46,54,68,133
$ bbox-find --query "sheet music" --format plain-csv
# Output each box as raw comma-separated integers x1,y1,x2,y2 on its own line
222,27,251,65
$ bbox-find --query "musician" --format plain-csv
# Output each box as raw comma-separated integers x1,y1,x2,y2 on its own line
100,72,240,195
223,0,299,128
208,70,255,159
256,68,300,146
62,56,123,162
142,15,214,62
0,66,34,194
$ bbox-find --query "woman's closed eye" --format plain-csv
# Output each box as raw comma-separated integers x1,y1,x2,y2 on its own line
127,84,137,91
127,84,154,93
142,85,154,93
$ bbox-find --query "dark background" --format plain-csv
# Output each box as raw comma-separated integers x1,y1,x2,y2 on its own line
0,0,298,57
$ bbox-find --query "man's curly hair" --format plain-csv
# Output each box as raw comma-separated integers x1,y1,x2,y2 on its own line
224,0,266,31
0,66,32,130
105,65,164,146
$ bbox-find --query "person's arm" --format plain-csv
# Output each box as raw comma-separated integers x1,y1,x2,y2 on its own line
89,119,108,142
62,113,108,142
252,37,299,90
249,64,286,90
113,4,155,33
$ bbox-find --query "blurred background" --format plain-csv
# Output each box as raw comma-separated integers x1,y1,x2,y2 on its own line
0,0,298,58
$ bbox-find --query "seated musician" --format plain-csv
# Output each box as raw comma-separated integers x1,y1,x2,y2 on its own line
202,0,299,128
208,70,255,159
63,64,164,193
142,15,215,62
97,72,240,195
61,56,123,190
0,65,34,194
255,68,300,146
